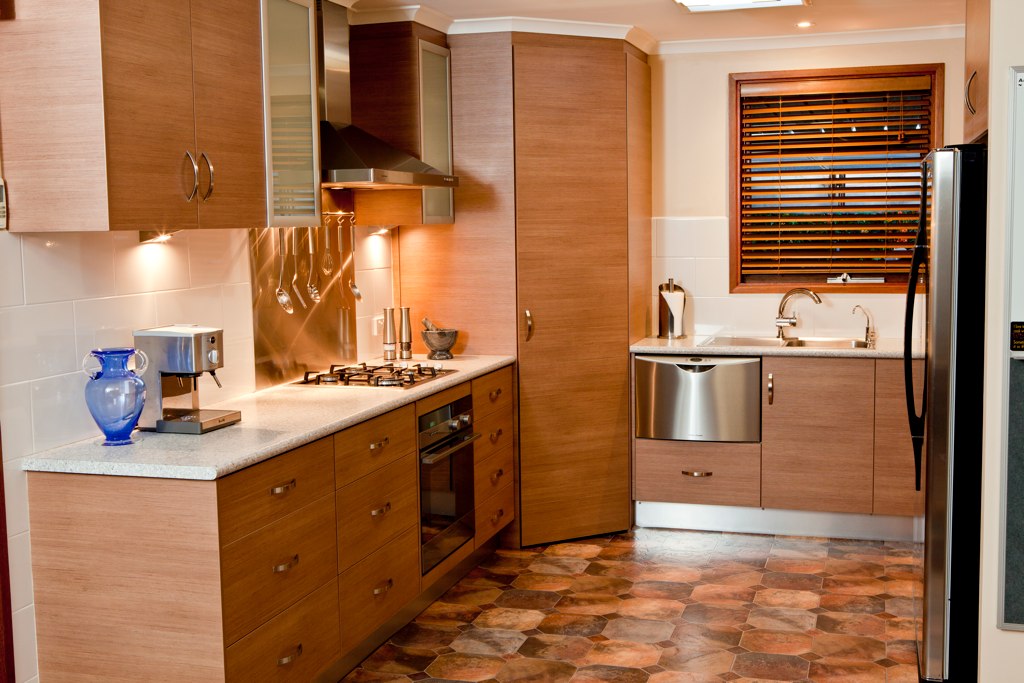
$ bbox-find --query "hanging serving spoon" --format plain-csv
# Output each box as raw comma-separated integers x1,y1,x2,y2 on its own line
306,227,321,303
339,213,363,301
274,228,294,314
290,227,308,309
321,215,335,276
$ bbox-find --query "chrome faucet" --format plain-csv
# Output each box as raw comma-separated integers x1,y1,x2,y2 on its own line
852,305,877,348
775,288,822,338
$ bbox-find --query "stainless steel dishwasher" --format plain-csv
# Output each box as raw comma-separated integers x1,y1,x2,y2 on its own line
634,355,760,442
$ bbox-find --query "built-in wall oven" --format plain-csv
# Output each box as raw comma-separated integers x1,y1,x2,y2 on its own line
419,394,479,575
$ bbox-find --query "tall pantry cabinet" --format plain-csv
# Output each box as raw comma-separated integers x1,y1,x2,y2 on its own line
397,32,652,547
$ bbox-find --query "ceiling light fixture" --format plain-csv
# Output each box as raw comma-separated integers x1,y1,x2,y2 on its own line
796,20,815,28
675,0,807,13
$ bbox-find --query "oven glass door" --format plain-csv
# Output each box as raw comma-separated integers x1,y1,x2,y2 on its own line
420,431,479,574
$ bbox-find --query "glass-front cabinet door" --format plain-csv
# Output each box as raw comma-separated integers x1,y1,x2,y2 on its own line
262,0,321,226
419,40,454,224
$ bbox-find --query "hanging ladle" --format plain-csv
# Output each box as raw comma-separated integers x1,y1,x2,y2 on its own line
306,227,321,303
290,227,308,310
274,227,294,314
321,214,335,276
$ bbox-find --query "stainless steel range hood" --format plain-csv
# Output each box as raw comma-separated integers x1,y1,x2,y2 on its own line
316,1,458,190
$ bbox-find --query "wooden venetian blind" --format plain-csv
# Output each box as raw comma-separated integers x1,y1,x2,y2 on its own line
733,67,941,289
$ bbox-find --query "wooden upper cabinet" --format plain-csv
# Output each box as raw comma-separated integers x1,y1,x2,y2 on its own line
0,0,266,232
964,0,990,142
761,356,875,514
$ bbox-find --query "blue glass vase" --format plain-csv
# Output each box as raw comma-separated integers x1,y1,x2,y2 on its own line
82,348,148,446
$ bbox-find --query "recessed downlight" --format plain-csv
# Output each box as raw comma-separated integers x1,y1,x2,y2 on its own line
796,20,815,28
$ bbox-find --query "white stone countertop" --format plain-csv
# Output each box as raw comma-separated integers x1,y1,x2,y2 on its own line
23,355,515,481
631,336,924,359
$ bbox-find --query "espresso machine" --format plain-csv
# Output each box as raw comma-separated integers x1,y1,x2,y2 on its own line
133,325,241,434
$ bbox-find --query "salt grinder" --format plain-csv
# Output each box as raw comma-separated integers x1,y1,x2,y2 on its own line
399,307,413,360
383,308,397,361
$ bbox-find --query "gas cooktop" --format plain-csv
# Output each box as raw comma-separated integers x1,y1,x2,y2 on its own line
294,362,455,389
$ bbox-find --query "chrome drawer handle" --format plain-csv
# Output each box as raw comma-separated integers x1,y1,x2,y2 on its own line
490,508,505,525
269,479,296,496
965,70,978,115
370,502,392,518
490,468,505,485
200,152,214,201
183,150,199,202
489,387,502,401
767,372,774,405
489,428,503,443
277,643,303,666
681,470,713,478
373,578,394,596
272,554,299,574
524,309,534,341
369,437,389,452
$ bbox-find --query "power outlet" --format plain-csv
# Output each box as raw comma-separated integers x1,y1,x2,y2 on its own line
373,315,384,337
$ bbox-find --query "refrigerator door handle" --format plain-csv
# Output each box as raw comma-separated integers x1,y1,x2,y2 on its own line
904,163,930,492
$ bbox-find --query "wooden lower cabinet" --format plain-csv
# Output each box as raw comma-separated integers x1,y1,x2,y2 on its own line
761,357,875,514
635,440,760,507
874,359,926,515
225,579,341,681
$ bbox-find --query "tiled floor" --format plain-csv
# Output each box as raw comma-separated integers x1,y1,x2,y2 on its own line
342,528,922,683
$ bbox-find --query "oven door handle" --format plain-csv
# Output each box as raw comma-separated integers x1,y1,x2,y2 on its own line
421,432,482,465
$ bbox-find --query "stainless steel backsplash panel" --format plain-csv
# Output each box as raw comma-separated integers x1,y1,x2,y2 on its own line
249,217,357,390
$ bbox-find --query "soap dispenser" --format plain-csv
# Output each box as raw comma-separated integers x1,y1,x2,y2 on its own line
658,279,686,339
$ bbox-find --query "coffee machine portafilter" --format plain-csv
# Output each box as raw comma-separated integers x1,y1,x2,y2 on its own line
133,325,241,434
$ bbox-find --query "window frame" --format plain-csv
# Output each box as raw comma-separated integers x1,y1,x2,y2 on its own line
728,63,945,294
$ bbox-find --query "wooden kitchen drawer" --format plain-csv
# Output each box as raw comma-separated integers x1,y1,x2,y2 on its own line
473,405,513,463
225,578,341,682
338,525,420,649
337,452,418,572
217,437,335,546
634,439,761,507
335,405,416,488
475,481,514,549
221,494,339,646
475,445,513,508
472,366,513,419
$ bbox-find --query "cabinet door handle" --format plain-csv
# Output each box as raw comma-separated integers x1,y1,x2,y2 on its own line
489,387,503,401
184,150,199,202
489,428,503,443
200,152,214,201
369,437,389,452
965,70,978,115
490,468,505,485
767,372,774,405
269,479,296,496
272,554,299,574
373,578,394,596
370,502,392,517
681,470,713,477
524,309,534,341
277,643,303,666
490,508,505,525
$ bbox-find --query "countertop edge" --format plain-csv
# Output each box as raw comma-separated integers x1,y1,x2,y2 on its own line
630,336,924,359
23,356,515,481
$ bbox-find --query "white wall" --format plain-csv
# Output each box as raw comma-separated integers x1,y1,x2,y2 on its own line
353,226,395,362
0,229,256,683
651,35,964,340
979,0,1024,677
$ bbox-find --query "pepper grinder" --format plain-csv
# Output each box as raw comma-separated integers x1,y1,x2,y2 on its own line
382,308,397,361
399,307,413,360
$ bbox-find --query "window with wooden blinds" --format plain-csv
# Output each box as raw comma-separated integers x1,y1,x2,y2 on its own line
729,65,943,292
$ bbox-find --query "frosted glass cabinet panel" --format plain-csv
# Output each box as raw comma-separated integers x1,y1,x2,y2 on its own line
419,40,453,224
263,0,321,226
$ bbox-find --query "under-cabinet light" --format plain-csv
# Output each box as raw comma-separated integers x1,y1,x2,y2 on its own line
138,230,181,244
675,0,807,13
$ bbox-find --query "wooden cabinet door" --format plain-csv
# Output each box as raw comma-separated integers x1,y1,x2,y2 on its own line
874,359,926,516
514,37,631,546
964,0,990,142
99,0,199,231
761,357,875,514
191,0,267,229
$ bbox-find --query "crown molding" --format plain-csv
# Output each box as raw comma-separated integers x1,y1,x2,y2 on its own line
656,24,965,55
349,4,454,35
446,16,658,54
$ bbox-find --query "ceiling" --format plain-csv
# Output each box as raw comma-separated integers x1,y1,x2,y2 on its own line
349,0,965,44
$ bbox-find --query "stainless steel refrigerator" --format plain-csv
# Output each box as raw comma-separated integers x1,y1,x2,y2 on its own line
904,145,986,682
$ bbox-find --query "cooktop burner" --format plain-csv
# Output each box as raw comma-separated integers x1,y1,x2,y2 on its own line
294,362,455,389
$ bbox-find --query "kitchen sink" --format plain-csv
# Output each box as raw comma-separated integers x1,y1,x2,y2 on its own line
701,335,870,349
